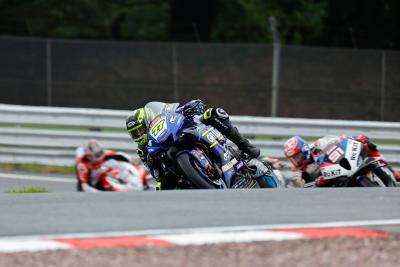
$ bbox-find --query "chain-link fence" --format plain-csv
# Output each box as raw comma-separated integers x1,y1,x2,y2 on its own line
0,36,398,121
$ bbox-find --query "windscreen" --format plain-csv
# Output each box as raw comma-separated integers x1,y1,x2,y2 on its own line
144,102,180,123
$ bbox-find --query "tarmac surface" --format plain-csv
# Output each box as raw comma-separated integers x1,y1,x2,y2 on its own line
0,188,399,237
0,172,76,193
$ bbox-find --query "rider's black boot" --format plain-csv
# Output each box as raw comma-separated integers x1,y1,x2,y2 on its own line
224,126,261,159
201,107,261,159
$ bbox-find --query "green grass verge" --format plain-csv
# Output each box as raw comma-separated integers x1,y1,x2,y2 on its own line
0,163,74,174
6,187,48,193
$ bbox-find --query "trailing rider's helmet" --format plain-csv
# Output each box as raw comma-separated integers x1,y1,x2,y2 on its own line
283,136,311,170
83,139,104,164
126,108,148,145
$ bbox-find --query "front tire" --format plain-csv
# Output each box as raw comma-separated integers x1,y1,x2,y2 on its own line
176,153,226,189
373,167,397,187
356,176,380,187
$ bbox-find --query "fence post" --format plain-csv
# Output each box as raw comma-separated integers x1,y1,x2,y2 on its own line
46,39,52,106
380,51,386,121
269,16,281,117
172,43,179,102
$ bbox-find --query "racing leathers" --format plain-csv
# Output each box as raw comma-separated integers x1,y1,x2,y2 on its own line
75,147,118,192
129,100,260,190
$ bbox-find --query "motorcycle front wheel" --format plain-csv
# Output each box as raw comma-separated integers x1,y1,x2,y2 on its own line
176,153,227,189
372,167,397,187
355,176,381,187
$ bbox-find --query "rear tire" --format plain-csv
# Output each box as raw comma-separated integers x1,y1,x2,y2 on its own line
176,153,226,189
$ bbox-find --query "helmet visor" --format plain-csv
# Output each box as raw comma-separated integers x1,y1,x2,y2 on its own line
93,149,104,160
128,124,147,142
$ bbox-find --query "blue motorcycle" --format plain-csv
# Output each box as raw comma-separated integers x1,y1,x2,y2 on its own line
144,102,282,189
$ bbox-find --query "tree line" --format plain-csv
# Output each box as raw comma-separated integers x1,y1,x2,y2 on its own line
0,0,398,49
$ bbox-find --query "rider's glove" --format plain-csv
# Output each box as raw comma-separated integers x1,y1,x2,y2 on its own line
156,182,162,190
261,157,285,169
355,135,370,144
180,99,207,117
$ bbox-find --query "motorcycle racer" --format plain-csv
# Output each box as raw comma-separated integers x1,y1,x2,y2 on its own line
126,100,261,189
283,135,400,186
75,139,119,192
283,136,319,186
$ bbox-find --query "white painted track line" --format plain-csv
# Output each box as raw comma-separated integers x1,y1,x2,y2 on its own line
2,218,400,241
0,172,75,183
0,239,71,252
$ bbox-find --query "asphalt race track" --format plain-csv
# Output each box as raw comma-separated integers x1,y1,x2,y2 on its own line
0,172,76,193
0,188,399,238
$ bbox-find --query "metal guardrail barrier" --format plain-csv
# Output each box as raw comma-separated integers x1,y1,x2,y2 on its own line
0,103,399,166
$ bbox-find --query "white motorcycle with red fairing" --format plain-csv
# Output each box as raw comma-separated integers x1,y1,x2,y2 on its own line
309,136,396,187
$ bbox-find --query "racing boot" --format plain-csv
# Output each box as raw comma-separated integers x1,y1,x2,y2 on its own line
225,126,261,159
201,107,261,158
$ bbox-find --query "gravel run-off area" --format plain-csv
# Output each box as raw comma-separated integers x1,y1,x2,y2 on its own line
1,235,400,267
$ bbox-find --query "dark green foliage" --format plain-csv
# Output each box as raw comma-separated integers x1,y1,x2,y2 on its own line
0,0,170,40
0,0,398,49
210,0,327,44
319,0,400,49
